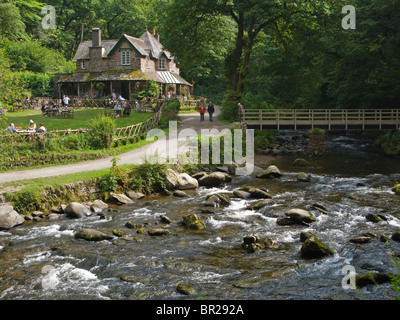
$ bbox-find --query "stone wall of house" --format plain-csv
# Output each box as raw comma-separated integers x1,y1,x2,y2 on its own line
141,57,156,71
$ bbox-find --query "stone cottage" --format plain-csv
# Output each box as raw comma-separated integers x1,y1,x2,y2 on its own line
54,28,192,100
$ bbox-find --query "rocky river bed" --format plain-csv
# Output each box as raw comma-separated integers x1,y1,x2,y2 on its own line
0,132,400,300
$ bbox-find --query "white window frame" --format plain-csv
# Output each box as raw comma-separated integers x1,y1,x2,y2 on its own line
81,60,86,70
158,57,166,70
121,49,131,66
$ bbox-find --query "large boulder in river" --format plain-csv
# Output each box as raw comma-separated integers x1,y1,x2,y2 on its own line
392,184,400,195
392,232,400,242
182,214,205,230
110,193,134,205
285,208,316,224
300,236,335,259
356,273,391,288
297,172,311,182
165,169,179,190
148,228,170,236
177,173,199,190
165,169,199,190
125,190,145,200
256,165,282,179
198,172,231,188
239,187,272,199
65,202,92,219
90,200,109,213
0,204,25,230
75,228,113,241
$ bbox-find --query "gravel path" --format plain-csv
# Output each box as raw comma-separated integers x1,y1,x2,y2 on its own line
0,106,229,184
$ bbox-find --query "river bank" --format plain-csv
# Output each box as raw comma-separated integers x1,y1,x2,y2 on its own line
1,131,400,300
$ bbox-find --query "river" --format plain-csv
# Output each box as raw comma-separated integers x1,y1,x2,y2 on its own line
0,132,400,300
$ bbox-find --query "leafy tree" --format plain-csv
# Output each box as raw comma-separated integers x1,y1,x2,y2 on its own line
0,49,27,107
3,38,75,73
0,2,26,40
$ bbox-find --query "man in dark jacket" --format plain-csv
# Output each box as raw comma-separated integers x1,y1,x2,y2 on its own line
207,102,215,122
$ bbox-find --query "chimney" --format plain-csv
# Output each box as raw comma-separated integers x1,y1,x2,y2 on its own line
153,27,156,35
92,28,101,47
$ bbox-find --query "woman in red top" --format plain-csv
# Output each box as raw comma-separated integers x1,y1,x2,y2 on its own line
199,104,206,122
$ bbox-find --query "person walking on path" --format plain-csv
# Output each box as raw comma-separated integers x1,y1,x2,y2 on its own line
199,104,206,122
207,101,215,122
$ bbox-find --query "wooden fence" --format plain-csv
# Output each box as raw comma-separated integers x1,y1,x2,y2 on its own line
243,109,400,131
113,103,166,141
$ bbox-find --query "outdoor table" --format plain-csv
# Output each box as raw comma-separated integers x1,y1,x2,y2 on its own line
47,109,60,117
16,130,36,141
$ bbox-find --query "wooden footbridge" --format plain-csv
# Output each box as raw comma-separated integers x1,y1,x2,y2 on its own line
243,109,400,131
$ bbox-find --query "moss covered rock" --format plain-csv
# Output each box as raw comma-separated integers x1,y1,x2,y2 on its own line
293,158,309,167
300,237,335,259
285,208,316,224
241,234,274,253
75,228,113,242
392,184,400,195
247,199,274,211
239,187,272,199
356,273,391,288
176,283,195,295
182,214,205,230
256,165,282,179
148,228,170,236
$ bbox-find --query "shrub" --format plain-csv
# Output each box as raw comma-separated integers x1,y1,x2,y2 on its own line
158,99,181,129
90,115,116,149
98,174,118,192
129,161,167,194
254,131,276,151
12,189,41,215
375,131,400,158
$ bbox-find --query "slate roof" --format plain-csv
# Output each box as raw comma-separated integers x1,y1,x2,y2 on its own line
73,40,118,62
73,31,174,62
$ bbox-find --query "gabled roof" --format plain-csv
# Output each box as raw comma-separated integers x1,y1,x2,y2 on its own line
140,30,173,59
73,40,118,62
108,34,149,57
74,31,174,62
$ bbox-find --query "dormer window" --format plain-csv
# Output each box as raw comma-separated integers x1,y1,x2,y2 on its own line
158,57,166,70
81,61,86,70
121,49,131,66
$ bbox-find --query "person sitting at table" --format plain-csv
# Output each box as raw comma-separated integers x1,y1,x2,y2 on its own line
7,123,18,133
41,104,48,116
37,123,47,133
28,120,36,131
123,104,131,116
118,95,126,105
114,102,122,117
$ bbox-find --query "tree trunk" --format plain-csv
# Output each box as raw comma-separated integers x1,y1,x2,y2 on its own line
228,11,244,100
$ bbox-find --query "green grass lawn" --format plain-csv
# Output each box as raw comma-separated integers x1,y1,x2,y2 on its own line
4,109,153,131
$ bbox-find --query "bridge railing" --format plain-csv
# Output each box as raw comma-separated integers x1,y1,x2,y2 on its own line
243,109,400,130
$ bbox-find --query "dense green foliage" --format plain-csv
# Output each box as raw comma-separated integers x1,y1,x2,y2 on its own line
158,98,181,129
89,114,116,149
375,131,400,158
0,0,399,153
129,161,167,194
1,0,398,113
